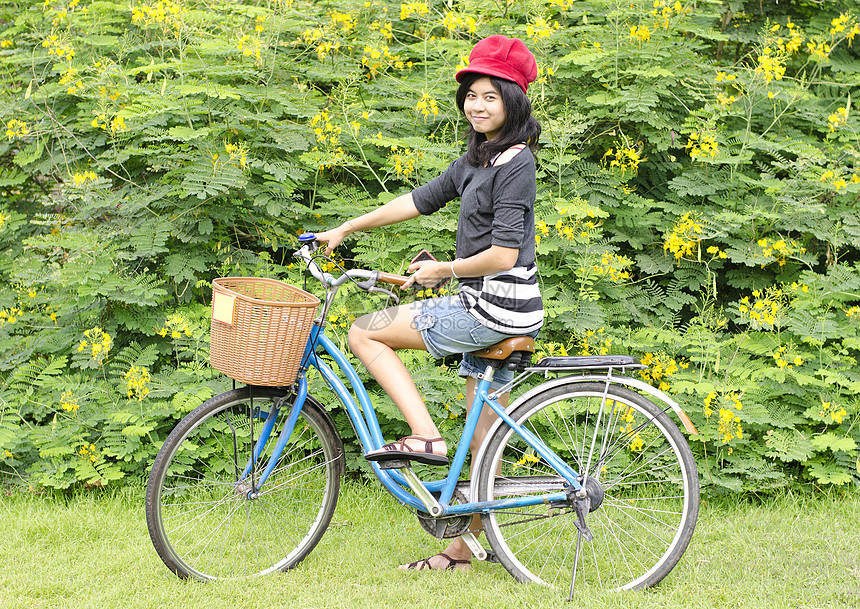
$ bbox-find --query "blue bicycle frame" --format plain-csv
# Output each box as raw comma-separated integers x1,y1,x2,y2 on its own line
246,321,583,517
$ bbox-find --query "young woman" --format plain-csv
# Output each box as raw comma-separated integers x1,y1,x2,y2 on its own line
315,35,543,571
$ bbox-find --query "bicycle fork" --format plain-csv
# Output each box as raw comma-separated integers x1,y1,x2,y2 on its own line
235,379,310,497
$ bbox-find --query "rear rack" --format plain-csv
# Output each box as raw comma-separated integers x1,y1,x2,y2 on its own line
527,355,645,372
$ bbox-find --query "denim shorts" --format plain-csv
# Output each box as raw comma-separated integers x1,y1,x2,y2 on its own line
410,295,539,390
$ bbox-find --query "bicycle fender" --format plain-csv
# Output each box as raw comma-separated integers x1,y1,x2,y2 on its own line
521,374,698,435
566,374,698,436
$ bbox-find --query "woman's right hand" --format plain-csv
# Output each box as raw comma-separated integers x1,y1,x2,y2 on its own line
314,223,352,255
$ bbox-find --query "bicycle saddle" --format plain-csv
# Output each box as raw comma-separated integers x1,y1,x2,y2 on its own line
472,336,535,360
472,336,535,371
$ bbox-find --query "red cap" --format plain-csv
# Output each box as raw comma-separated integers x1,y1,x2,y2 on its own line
455,35,538,93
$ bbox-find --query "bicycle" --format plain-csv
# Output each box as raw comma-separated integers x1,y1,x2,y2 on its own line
145,234,700,597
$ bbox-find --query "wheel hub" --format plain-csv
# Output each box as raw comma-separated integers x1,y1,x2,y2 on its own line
234,480,258,500
574,476,605,513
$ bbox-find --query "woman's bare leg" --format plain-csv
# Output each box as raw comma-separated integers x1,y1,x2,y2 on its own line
401,376,510,570
349,303,446,454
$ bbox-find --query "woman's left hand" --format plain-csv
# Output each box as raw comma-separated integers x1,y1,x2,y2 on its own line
401,260,449,289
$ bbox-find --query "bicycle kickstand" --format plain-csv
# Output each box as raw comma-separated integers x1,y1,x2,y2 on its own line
398,465,488,561
567,494,594,601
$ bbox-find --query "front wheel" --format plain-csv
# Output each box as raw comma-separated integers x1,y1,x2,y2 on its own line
145,386,344,580
476,381,699,591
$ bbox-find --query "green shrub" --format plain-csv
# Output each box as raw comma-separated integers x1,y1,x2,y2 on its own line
1,0,858,491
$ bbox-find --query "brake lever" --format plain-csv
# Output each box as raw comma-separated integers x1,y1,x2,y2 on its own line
367,286,400,303
353,272,401,303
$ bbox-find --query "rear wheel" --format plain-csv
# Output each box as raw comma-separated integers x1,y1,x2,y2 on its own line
477,381,698,591
145,386,343,580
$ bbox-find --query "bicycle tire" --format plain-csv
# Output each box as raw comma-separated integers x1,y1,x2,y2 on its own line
145,386,344,581
476,381,699,591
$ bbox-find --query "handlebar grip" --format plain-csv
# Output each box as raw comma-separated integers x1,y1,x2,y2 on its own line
376,272,409,286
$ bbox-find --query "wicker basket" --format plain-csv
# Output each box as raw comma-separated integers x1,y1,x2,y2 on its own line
209,277,320,386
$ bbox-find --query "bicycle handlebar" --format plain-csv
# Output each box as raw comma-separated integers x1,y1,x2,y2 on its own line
375,272,409,287
294,232,409,295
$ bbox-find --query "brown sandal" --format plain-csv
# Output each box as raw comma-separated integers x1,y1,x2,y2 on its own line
400,552,471,571
365,435,448,466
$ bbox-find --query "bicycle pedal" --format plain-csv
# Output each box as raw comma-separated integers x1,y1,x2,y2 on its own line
366,452,449,467
373,458,410,470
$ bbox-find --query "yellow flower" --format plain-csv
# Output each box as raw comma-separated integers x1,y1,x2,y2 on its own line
5,119,29,140
717,408,743,443
686,133,718,159
125,366,151,401
80,327,112,364
577,328,613,356
593,252,633,283
71,170,98,186
109,116,127,134
755,47,786,82
650,0,689,28
830,13,852,35
527,17,560,42
329,11,355,32
806,40,831,60
389,146,420,177
414,93,439,117
514,452,540,470
820,169,851,191
629,24,651,43
441,11,477,34
59,67,78,85
78,443,98,463
254,14,266,33
717,93,737,106
820,401,847,425
399,2,429,20
160,311,193,339
663,212,703,260
368,21,393,41
60,391,80,413
224,141,249,169
601,141,642,173
131,0,185,37
828,106,848,133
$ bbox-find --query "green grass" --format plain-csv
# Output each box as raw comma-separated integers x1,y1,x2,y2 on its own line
1,482,858,609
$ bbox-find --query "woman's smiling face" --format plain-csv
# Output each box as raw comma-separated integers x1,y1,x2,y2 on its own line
463,77,506,140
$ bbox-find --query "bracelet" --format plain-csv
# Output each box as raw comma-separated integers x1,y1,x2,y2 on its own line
450,259,460,279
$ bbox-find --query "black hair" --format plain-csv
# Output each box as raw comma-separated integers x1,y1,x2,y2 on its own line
455,72,541,167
